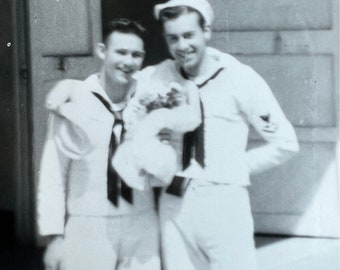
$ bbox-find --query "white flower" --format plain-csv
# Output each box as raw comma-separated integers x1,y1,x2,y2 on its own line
113,79,200,190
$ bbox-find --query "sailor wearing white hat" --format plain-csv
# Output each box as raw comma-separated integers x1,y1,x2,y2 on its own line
150,0,299,270
154,0,215,27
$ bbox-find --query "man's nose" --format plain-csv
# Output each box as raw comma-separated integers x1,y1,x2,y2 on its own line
122,54,135,66
177,38,189,51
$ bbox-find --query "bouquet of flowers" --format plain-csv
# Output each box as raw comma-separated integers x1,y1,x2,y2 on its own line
112,79,201,190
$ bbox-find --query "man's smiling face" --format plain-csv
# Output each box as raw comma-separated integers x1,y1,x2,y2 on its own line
163,12,210,75
103,31,145,85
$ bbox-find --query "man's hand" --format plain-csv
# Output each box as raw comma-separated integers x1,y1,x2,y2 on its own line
45,79,84,111
158,128,172,143
43,236,64,270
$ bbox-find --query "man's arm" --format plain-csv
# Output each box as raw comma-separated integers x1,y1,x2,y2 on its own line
37,114,70,236
238,66,299,175
38,87,93,233
37,114,71,270
40,79,98,269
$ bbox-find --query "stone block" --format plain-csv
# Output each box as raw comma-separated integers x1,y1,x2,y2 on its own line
210,31,276,54
249,142,337,214
249,142,339,236
280,30,338,54
236,55,335,127
36,0,92,56
210,0,332,31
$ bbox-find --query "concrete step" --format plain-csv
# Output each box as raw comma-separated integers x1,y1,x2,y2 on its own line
256,236,340,270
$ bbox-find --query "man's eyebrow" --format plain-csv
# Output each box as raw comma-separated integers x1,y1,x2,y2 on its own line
134,50,146,56
165,31,195,36
165,33,177,37
115,48,145,53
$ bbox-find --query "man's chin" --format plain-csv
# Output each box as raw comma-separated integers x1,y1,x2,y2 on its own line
115,75,132,85
179,62,197,74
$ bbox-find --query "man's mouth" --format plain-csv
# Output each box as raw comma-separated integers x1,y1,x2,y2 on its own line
118,68,134,76
177,52,194,62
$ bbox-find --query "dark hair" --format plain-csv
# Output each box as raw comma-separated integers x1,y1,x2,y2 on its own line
102,18,146,44
158,6,205,29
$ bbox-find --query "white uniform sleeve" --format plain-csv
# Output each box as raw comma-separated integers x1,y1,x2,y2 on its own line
45,79,84,110
37,114,70,236
237,66,299,174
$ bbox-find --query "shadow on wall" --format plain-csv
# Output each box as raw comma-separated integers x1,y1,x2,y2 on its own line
249,141,339,237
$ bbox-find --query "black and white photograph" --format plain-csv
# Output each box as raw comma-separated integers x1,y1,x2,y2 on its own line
0,0,339,269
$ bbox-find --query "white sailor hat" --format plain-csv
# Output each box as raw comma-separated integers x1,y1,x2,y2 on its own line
154,0,215,26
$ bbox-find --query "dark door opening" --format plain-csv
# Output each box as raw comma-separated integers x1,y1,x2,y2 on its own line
0,0,16,247
101,0,170,67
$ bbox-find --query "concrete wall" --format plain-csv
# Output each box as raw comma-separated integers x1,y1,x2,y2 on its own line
209,0,339,237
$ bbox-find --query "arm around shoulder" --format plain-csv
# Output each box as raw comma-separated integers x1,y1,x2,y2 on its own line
45,79,85,111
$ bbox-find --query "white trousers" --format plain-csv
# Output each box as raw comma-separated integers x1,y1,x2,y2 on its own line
60,210,161,270
159,182,257,270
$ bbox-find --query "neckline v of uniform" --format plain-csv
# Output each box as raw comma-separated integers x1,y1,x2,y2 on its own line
177,58,225,89
85,74,134,112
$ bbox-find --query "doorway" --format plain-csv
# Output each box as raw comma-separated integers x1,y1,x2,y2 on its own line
101,0,170,67
0,0,32,246
0,0,16,247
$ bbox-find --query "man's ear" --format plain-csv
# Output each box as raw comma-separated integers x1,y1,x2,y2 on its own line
95,43,106,60
203,25,212,41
